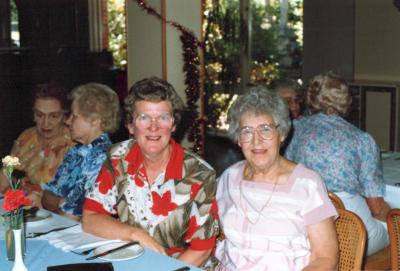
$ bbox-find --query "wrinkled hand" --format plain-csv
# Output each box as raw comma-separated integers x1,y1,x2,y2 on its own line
133,228,166,255
366,197,391,221
28,192,43,208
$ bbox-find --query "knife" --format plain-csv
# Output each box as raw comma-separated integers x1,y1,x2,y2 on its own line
26,224,78,238
86,241,139,260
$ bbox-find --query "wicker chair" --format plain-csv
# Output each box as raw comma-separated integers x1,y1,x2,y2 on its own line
335,208,366,271
328,192,345,210
387,208,400,270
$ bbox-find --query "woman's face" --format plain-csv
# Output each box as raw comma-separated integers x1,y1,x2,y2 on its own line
127,100,175,159
238,112,283,173
67,101,101,144
279,88,301,119
33,97,65,140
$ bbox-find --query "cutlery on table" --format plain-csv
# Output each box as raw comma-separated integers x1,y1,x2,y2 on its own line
172,267,190,271
26,225,78,238
71,245,102,256
86,241,139,260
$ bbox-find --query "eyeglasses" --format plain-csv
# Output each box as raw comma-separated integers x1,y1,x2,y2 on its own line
134,113,174,129
239,124,280,143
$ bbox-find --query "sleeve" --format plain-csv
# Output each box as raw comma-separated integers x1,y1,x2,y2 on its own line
83,161,117,215
358,133,385,197
302,171,338,226
184,163,219,251
43,150,72,197
60,148,108,216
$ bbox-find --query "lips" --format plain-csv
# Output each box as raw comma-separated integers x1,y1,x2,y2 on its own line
146,136,162,141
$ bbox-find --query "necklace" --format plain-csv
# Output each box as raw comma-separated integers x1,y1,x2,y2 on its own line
239,162,280,225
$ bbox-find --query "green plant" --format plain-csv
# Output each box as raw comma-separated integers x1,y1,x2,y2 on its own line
108,0,127,69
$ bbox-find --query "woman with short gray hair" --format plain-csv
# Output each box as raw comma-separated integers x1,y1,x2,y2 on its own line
216,86,339,270
285,72,390,256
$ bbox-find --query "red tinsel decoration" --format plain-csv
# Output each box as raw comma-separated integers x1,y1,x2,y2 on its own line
135,0,204,154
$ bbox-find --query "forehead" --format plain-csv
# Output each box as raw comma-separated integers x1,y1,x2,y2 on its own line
34,98,62,113
239,112,275,127
279,88,297,98
134,100,172,114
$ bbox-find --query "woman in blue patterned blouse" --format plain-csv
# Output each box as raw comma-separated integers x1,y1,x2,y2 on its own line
42,83,120,221
285,72,390,256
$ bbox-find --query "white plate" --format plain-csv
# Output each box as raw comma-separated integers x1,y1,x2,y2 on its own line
25,209,52,226
381,152,392,159
93,241,144,261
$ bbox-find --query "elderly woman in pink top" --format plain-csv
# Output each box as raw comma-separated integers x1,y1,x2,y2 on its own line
215,86,339,271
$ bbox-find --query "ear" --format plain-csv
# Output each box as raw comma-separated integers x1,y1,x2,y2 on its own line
127,123,135,135
280,136,286,143
171,124,176,133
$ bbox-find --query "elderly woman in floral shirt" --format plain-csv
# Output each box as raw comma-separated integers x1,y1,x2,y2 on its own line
82,77,219,268
42,83,120,221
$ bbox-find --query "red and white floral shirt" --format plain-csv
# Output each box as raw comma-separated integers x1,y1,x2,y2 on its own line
83,139,219,257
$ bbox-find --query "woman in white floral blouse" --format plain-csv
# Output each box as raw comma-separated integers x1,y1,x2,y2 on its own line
82,77,219,268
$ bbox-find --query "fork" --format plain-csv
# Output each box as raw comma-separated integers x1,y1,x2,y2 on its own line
70,246,99,256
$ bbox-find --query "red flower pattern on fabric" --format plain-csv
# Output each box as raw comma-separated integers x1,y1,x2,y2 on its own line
185,216,199,241
151,191,177,216
98,167,113,194
3,189,32,211
190,183,201,200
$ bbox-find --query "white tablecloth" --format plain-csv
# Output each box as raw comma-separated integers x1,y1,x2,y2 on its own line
382,152,400,208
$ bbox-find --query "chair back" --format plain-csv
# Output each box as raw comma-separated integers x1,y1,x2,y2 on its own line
335,208,366,271
387,208,400,270
329,192,345,210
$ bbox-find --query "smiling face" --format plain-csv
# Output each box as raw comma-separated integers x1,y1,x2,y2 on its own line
127,101,175,160
33,97,65,140
238,112,283,174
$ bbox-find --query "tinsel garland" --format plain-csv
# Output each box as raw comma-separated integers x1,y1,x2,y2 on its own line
135,0,204,154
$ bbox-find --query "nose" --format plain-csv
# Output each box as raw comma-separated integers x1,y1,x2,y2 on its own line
251,130,263,145
43,115,51,128
148,118,159,131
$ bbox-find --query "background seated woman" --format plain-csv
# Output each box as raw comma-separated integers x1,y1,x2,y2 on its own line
285,72,390,255
0,82,73,205
42,83,120,221
82,77,219,268
216,86,338,270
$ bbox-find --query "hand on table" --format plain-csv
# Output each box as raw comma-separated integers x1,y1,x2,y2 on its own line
133,228,166,255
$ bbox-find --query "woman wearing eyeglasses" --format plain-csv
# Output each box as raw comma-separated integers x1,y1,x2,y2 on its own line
42,83,120,221
215,86,338,271
82,77,219,268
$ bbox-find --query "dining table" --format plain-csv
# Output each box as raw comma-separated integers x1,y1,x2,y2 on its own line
382,151,400,208
0,203,202,271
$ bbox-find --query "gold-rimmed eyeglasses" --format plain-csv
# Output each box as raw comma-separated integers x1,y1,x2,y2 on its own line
134,113,174,129
239,124,280,142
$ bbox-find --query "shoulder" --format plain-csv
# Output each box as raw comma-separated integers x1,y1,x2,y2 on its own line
292,163,321,181
182,149,215,177
108,139,135,159
15,127,38,141
218,160,246,182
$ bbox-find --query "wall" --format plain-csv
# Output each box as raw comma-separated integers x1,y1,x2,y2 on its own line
354,0,400,83
126,0,203,148
302,0,354,83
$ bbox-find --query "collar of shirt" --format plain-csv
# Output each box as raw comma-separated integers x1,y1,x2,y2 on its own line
124,138,184,181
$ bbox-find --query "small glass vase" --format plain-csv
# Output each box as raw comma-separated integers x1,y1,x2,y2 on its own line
4,209,26,261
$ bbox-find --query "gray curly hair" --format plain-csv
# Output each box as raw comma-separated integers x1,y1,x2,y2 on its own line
227,85,291,142
307,72,352,117
70,83,121,133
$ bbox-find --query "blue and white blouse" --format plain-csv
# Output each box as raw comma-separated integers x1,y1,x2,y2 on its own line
44,133,111,216
285,113,385,197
